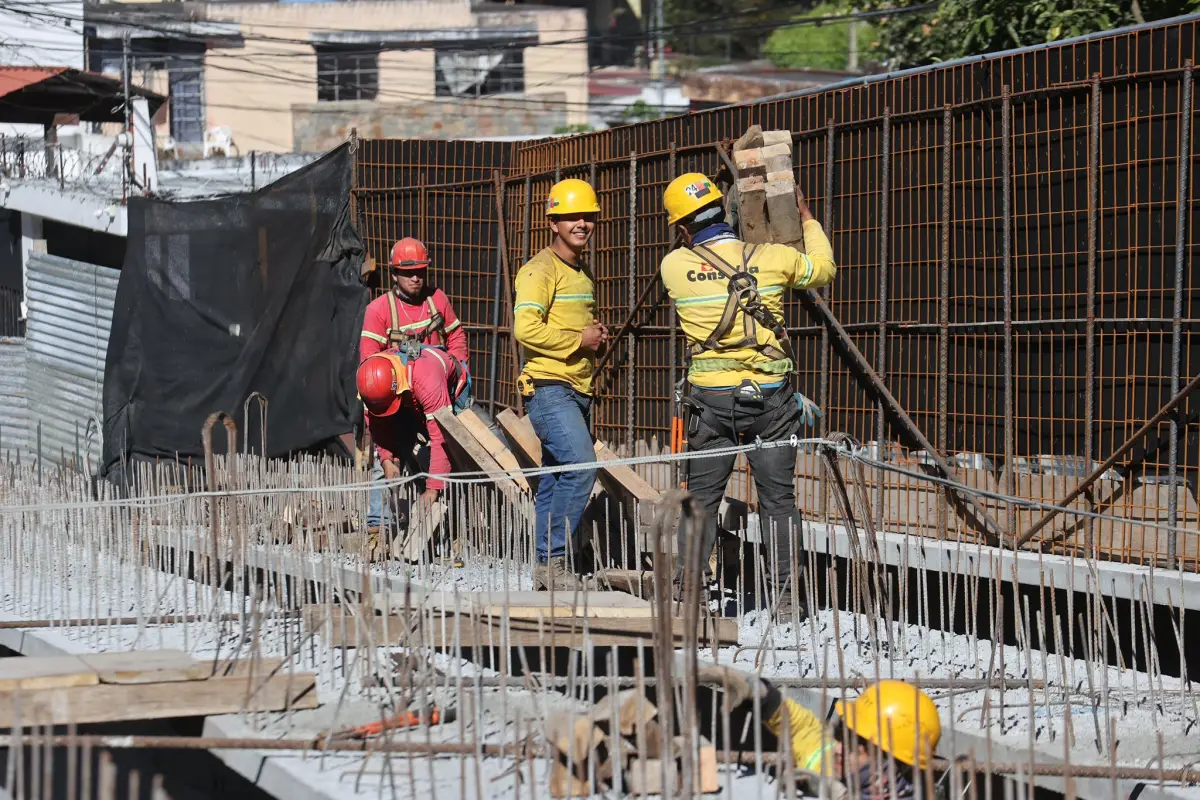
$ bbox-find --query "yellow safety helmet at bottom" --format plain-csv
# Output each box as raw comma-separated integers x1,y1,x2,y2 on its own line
546,178,600,216
663,172,724,225
834,680,942,771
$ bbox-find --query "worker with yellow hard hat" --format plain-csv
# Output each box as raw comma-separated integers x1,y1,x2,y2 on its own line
700,665,943,798
658,172,836,619
513,178,608,591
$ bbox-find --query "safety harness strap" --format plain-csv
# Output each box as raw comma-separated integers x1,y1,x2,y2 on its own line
386,293,446,347
689,243,789,363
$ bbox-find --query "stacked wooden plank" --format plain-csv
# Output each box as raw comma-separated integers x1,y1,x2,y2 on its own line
0,649,318,727
301,590,739,649
732,125,805,249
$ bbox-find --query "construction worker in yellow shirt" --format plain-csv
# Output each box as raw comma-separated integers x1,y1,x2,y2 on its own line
659,173,836,619
513,178,608,591
699,665,943,799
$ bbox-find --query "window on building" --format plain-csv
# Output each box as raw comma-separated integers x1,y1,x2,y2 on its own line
435,48,524,98
316,47,379,102
168,57,205,144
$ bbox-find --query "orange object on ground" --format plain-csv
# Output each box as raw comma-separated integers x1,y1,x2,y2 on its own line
330,706,443,741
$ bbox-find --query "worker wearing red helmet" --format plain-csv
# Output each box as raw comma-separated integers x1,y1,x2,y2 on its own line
359,237,469,365
357,344,472,511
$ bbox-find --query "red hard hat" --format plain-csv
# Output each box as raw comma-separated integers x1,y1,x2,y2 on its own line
389,237,430,270
357,353,410,417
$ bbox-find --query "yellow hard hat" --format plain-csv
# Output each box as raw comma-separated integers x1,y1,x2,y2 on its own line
834,680,942,770
663,172,724,225
545,179,600,216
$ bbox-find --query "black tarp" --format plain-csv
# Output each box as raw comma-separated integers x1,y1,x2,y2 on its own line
102,144,367,480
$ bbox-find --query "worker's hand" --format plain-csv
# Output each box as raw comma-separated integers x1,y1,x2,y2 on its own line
381,459,402,481
579,321,608,353
795,186,814,223
696,664,759,712
420,487,440,506
794,392,823,427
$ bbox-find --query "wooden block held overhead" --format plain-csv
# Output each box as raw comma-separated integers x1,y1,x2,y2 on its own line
765,170,795,185
733,124,764,152
761,129,792,147
738,182,770,243
736,175,765,194
765,179,806,247
760,142,792,175
733,148,765,176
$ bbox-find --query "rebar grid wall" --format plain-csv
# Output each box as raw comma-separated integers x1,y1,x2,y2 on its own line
353,18,1200,570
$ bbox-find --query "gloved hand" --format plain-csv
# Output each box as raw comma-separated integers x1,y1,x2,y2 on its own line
695,665,781,716
794,392,823,427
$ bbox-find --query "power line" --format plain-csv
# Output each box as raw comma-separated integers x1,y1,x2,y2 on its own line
0,0,938,54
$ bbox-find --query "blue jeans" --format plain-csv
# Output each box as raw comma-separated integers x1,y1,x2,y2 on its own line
366,461,394,529
527,384,597,562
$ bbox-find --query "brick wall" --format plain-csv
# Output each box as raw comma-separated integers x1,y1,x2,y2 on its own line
292,94,567,150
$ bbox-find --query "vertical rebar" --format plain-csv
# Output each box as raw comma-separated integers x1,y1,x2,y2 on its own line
938,106,953,540
627,152,638,453
821,118,835,518
668,144,680,485
590,159,599,438
250,150,257,192
1001,86,1016,539
875,108,890,527
1085,74,1102,554
1168,62,1193,564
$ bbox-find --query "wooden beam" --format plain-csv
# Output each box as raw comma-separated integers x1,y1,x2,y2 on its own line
0,672,319,728
496,408,541,468
0,655,98,692
593,442,660,549
303,605,737,649
433,407,530,519
78,650,209,685
456,408,530,492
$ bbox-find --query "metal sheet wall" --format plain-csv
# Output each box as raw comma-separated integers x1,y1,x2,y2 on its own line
0,337,30,460
25,253,118,471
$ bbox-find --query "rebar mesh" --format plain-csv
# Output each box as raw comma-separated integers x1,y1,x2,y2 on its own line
352,18,1200,570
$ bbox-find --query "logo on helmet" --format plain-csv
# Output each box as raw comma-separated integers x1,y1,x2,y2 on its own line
546,197,561,212
684,180,712,200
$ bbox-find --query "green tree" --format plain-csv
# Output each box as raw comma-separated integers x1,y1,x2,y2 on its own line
764,4,879,70
663,0,797,61
867,0,1199,68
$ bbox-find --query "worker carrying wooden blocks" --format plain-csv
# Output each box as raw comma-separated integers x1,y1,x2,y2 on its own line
658,124,837,621
546,664,945,798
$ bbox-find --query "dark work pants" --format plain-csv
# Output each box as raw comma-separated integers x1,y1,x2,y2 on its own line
681,384,804,595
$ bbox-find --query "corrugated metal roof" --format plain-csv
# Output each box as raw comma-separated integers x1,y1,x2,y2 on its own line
0,67,68,98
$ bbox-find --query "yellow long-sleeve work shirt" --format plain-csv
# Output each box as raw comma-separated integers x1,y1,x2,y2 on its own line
659,219,836,389
767,698,838,776
513,247,597,396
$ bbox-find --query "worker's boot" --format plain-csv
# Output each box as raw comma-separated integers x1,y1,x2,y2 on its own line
533,556,582,591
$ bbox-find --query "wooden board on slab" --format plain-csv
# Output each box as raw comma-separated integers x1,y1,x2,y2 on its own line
0,671,319,728
0,654,98,692
496,409,542,468
303,604,737,649
79,649,209,685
